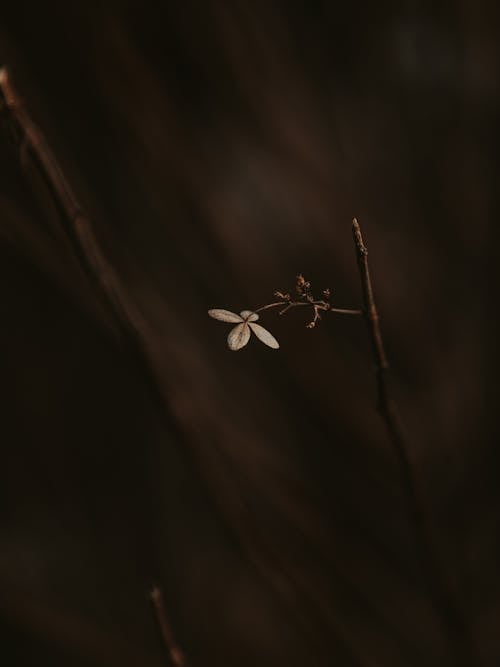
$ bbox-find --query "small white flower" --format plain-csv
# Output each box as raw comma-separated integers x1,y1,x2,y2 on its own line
208,309,280,351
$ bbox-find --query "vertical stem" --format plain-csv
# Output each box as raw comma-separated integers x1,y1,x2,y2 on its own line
352,218,476,666
150,587,188,667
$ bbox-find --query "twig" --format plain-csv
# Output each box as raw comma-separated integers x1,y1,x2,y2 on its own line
0,66,149,342
352,218,476,666
0,67,191,667
255,300,362,316
150,587,188,667
253,274,361,329
255,298,361,331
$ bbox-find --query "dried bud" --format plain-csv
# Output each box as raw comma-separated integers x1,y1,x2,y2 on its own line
322,288,331,299
296,274,311,297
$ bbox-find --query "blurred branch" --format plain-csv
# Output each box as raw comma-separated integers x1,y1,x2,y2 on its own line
0,66,191,666
352,218,477,667
150,587,188,667
0,66,150,345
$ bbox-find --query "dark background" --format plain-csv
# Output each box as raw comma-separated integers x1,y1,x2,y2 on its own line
0,2,498,665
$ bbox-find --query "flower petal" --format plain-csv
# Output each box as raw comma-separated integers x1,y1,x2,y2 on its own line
227,323,251,351
208,309,244,323
240,310,259,322
248,323,280,349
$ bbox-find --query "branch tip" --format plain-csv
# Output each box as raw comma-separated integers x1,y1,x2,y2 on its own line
352,217,368,256
150,585,187,666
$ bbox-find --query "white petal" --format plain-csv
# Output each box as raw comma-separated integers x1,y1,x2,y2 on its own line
248,323,279,349
240,310,259,322
227,323,251,351
208,309,244,323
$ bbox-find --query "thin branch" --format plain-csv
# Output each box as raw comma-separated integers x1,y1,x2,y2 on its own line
278,303,294,316
255,300,362,316
328,306,363,316
150,587,188,667
254,300,287,312
306,303,323,329
0,67,148,342
0,67,191,667
352,217,477,666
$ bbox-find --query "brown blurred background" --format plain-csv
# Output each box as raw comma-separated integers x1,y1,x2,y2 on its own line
0,2,498,665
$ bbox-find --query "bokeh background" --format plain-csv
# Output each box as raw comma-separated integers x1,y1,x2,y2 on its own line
0,2,498,665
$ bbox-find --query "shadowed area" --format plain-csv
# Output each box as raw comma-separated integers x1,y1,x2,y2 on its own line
0,2,498,665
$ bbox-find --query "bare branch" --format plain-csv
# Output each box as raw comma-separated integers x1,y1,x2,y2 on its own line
255,300,288,313
0,66,191,667
305,303,323,329
150,587,188,667
255,299,361,319
352,217,477,667
0,67,149,342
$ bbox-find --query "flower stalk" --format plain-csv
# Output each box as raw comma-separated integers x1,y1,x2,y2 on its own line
208,274,362,350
